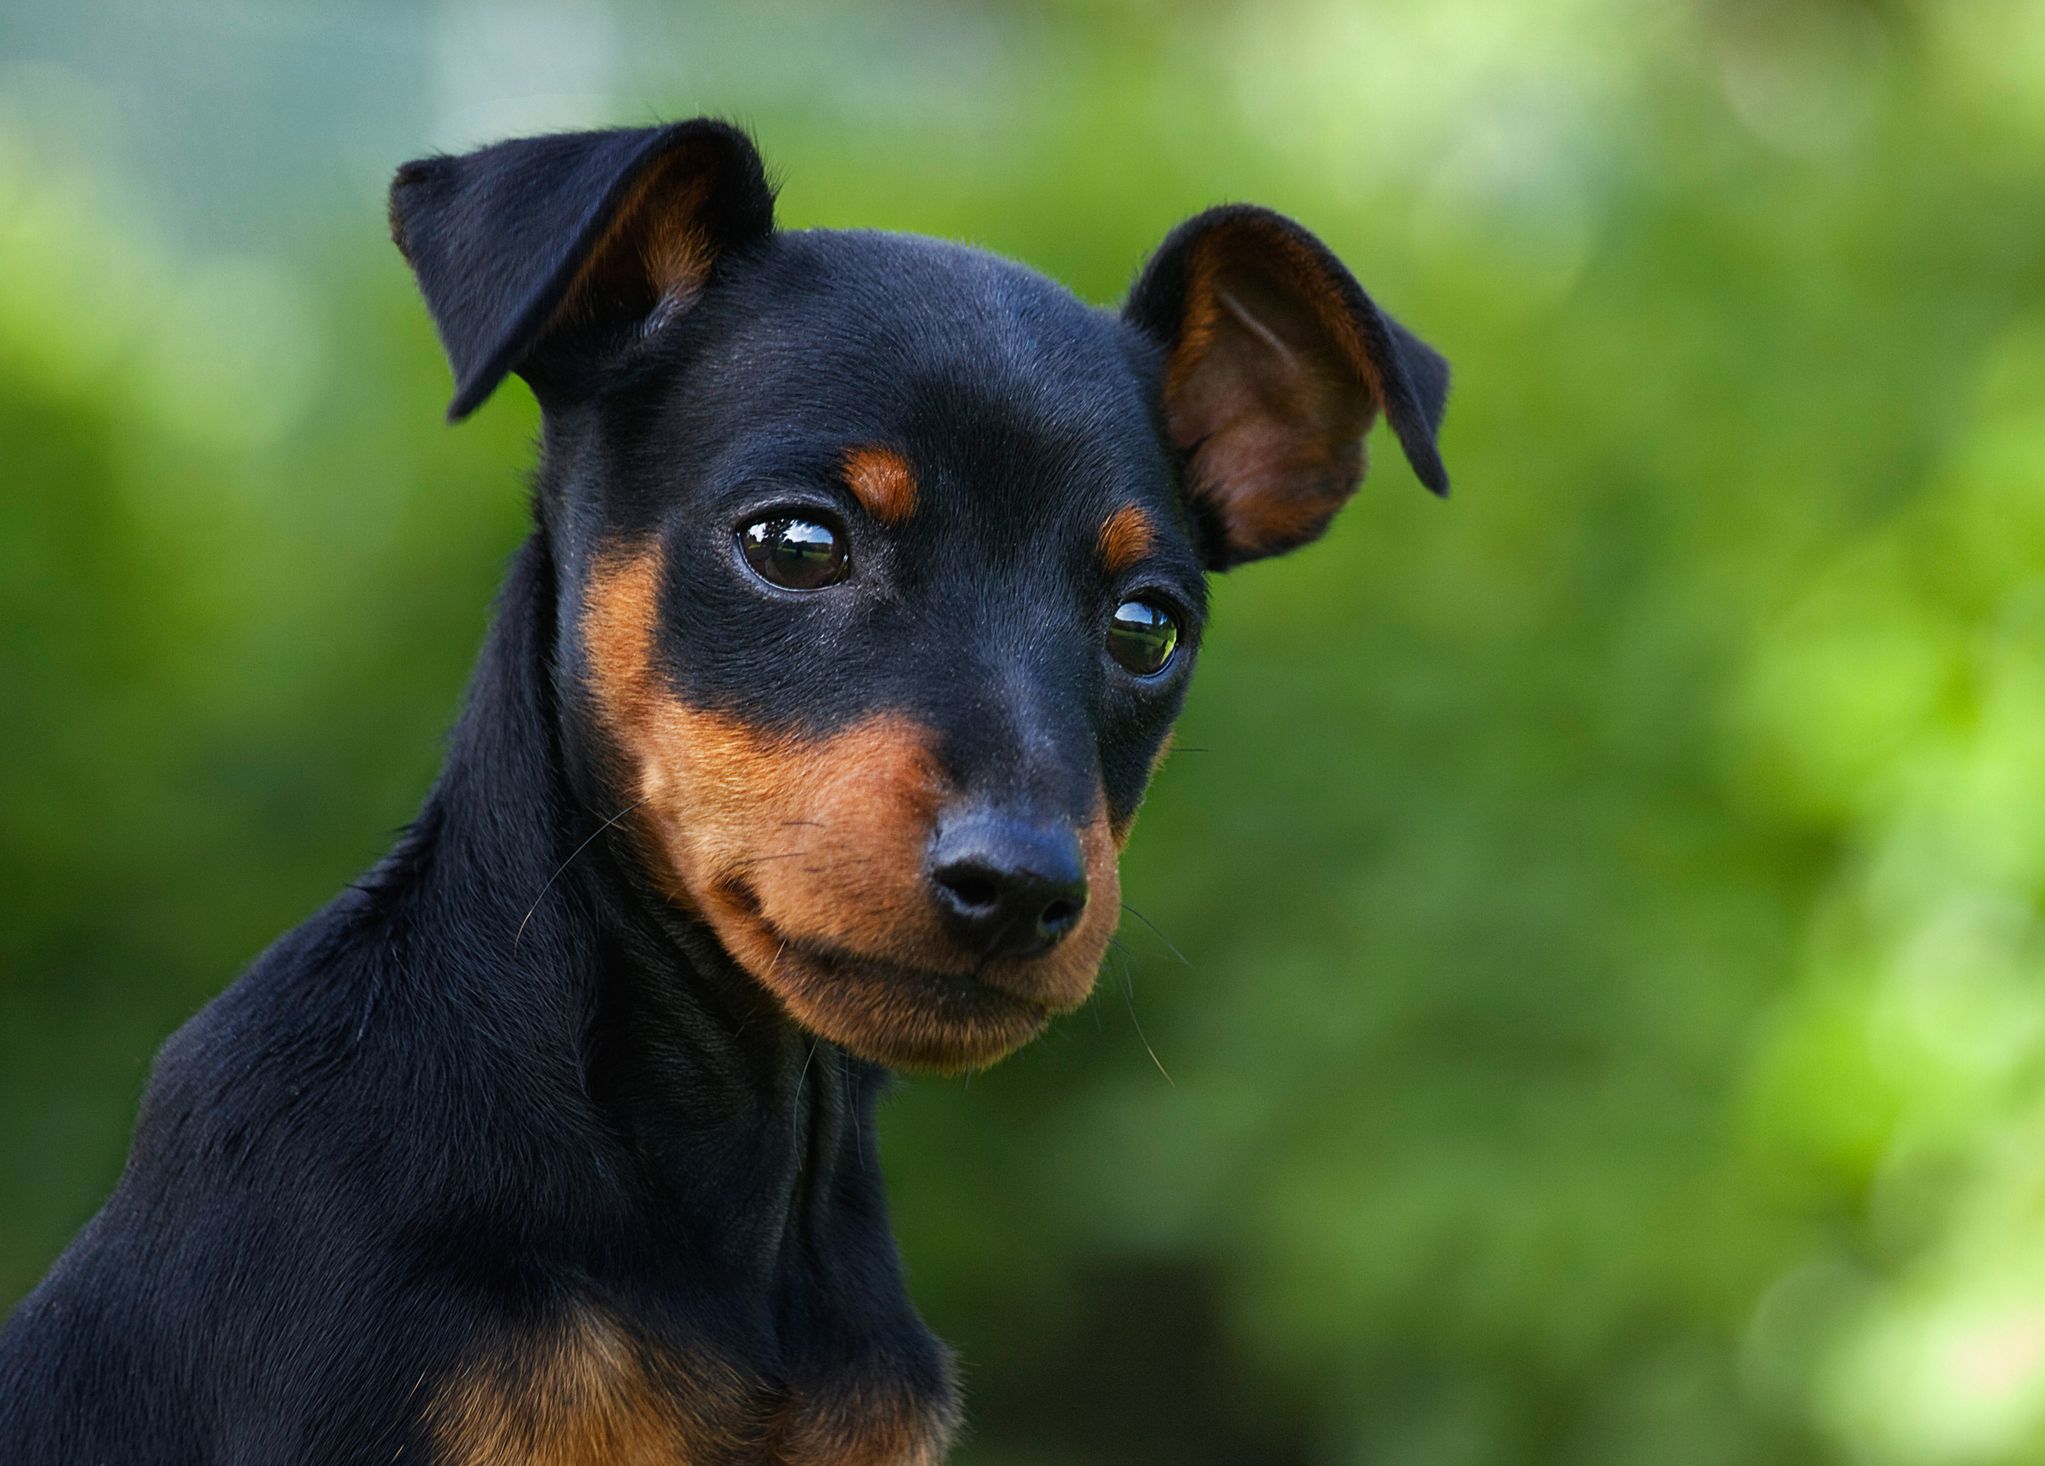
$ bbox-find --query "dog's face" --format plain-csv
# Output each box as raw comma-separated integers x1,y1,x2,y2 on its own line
566,236,1200,1068
390,122,1449,1070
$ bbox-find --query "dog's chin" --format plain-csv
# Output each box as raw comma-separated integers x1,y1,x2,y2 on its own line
759,942,1057,1073
698,895,1086,1072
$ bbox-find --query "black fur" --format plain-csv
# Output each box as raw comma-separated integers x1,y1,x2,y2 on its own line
390,119,775,420
0,120,1449,1462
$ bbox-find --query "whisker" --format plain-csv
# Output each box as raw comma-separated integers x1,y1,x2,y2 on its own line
1098,938,1131,1034
1118,949,1174,1086
514,796,649,949
1119,901,1192,968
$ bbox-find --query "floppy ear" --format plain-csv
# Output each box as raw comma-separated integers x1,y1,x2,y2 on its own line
1124,206,1450,569
388,119,775,421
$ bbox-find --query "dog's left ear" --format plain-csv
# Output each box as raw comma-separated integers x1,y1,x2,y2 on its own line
389,119,775,421
1124,206,1450,569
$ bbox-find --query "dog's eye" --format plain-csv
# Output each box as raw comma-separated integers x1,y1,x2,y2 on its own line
1106,599,1179,676
739,517,848,590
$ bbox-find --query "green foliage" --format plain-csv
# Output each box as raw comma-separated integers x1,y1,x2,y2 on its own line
4,3,2043,1462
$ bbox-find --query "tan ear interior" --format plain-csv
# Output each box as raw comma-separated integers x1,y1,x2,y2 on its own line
549,141,723,338
1162,224,1385,564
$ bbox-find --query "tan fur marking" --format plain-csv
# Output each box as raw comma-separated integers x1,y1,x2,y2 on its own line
1098,504,1158,577
768,1376,961,1466
841,446,918,525
431,1307,959,1466
432,1308,746,1466
582,547,1119,1072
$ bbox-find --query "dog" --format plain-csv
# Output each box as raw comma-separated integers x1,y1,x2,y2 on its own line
0,118,1448,1464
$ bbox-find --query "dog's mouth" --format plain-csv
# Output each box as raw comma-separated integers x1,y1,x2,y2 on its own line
704,878,1068,1072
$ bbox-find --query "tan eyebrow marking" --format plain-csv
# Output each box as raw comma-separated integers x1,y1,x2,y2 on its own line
841,446,918,525
1098,504,1158,577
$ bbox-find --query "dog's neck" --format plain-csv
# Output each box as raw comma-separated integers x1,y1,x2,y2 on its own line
578,829,889,1295
388,527,895,1303
330,527,953,1454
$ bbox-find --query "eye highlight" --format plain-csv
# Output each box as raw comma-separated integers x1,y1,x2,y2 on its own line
1107,599,1179,677
738,516,848,590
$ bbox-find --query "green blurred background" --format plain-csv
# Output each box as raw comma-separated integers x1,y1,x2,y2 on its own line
4,1,2044,1461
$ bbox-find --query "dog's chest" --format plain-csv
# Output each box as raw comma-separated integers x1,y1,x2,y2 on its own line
428,1304,955,1466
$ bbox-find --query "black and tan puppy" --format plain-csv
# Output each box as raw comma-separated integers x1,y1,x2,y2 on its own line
0,120,1448,1463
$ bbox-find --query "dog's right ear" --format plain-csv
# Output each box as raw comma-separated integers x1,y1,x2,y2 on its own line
388,119,775,421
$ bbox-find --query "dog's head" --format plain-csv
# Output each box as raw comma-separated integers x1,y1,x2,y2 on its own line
389,120,1449,1071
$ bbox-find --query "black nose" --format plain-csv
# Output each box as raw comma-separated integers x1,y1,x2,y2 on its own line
927,813,1089,960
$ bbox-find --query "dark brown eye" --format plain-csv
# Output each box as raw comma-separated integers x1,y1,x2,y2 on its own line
739,517,848,590
1107,599,1179,676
